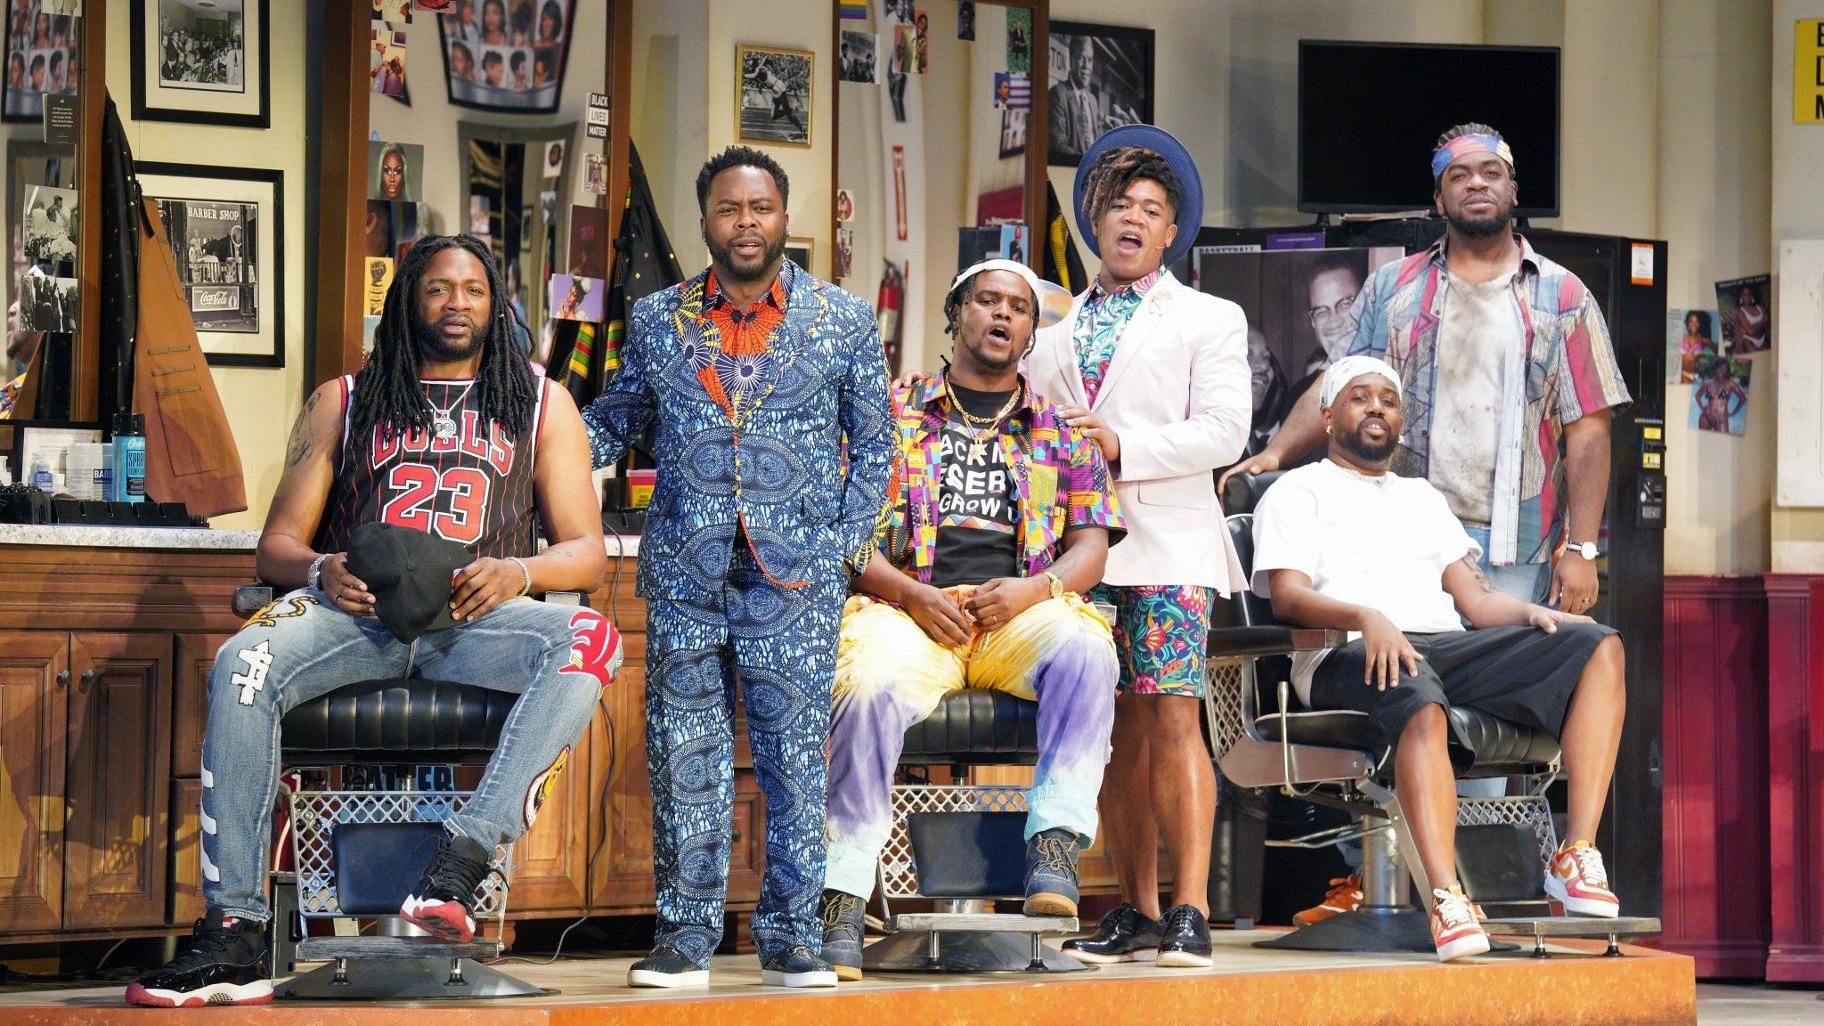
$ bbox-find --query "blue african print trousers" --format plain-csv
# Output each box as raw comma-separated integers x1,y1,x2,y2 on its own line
645,540,846,966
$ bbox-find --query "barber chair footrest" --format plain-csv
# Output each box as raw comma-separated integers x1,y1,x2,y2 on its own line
1483,915,1662,958
862,929,1092,974
276,956,550,1000
1256,905,1517,955
889,912,1076,934
296,936,500,961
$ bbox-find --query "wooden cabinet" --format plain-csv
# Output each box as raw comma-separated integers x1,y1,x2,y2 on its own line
0,629,173,933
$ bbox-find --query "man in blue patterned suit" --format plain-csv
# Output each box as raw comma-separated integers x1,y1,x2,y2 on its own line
583,146,896,989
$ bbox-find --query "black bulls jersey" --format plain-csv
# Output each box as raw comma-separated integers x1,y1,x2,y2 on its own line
314,375,547,560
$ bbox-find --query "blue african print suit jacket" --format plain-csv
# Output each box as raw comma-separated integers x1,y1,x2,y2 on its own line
583,261,897,601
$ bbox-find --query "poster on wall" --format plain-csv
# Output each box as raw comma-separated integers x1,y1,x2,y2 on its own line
999,108,1026,159
363,257,395,316
1196,247,1402,457
1689,353,1750,436
548,273,603,322
839,30,876,84
1,0,78,124
369,140,425,203
370,22,408,97
737,44,812,147
566,204,606,279
1047,21,1153,168
140,162,284,368
1666,309,1719,384
1005,7,1030,73
1714,274,1771,356
21,183,74,277
129,0,269,129
438,0,573,115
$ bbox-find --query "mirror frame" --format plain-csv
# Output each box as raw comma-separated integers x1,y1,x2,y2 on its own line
313,2,632,388
825,0,1051,274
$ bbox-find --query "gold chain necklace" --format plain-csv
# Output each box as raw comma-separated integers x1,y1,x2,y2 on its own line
945,378,1021,461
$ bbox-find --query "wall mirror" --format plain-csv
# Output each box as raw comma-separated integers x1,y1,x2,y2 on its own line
832,0,1048,375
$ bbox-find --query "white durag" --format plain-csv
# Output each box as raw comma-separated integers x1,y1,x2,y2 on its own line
1319,355,1402,409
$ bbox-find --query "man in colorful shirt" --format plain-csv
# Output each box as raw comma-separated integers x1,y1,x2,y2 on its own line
818,260,1123,980
583,147,896,990
1224,123,1630,612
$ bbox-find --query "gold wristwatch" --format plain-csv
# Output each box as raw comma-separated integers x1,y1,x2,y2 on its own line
1041,570,1064,600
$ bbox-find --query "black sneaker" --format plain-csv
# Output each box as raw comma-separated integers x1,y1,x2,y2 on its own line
1062,904,1163,964
399,833,492,943
1156,904,1213,967
627,945,709,988
1023,828,1081,917
819,889,866,982
124,909,271,1007
760,945,837,988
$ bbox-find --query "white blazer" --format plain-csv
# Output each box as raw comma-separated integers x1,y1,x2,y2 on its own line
1027,270,1251,594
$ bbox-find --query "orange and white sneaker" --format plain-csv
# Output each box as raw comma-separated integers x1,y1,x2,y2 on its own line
1293,875,1363,926
1429,885,1490,962
1545,840,1620,918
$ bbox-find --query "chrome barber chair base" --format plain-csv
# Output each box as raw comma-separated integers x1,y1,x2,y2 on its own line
862,929,1092,973
276,956,552,1000
1256,904,1516,954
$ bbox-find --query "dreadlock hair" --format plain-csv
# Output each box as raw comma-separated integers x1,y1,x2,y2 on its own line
347,233,538,465
1078,145,1183,229
695,145,790,214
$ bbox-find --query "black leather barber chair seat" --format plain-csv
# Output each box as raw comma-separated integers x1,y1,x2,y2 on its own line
1204,472,1658,956
233,584,560,999
864,690,1089,973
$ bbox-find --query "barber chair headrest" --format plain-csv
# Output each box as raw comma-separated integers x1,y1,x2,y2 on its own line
1221,469,1286,517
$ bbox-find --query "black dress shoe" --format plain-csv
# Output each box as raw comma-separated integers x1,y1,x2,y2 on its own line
760,945,837,988
1156,904,1213,967
1061,903,1163,964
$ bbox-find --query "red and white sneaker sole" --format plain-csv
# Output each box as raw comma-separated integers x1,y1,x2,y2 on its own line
1543,876,1620,918
124,979,275,1007
400,896,477,942
1433,927,1491,962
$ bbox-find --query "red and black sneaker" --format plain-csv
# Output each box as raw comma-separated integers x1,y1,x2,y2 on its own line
125,909,272,1007
399,833,493,943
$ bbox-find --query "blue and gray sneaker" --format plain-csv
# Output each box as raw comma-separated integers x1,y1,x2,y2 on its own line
819,889,866,981
1023,828,1081,917
627,945,709,988
760,945,837,988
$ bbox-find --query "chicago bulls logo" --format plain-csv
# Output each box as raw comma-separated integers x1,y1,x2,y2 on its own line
561,610,623,688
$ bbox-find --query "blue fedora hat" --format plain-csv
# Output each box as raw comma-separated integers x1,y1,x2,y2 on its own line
1072,124,1203,269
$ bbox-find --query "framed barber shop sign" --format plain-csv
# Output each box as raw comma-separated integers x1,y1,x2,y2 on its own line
139,161,285,369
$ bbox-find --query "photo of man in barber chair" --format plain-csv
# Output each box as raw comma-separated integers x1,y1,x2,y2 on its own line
819,259,1123,981
1247,356,1628,962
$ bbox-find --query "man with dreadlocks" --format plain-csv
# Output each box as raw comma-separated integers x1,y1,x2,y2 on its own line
1025,126,1251,968
127,235,620,1008
583,146,895,989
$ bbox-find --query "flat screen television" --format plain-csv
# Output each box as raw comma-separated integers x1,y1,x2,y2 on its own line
1297,41,1561,217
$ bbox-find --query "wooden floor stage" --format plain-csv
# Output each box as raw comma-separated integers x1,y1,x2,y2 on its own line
0,929,1696,1026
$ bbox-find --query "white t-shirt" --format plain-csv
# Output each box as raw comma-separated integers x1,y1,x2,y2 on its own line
1427,270,1518,527
1250,460,1480,704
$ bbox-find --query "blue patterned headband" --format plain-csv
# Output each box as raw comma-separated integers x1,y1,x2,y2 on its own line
1431,134,1514,181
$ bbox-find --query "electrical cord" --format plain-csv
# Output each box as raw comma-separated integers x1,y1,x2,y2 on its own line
501,530,626,965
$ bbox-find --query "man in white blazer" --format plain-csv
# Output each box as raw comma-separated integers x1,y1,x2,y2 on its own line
1026,126,1251,968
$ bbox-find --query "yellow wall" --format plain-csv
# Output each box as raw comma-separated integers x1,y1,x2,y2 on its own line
103,0,311,531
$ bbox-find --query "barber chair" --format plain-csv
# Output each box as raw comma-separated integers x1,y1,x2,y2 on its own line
860,690,1089,973
232,583,570,1000
1203,473,1660,956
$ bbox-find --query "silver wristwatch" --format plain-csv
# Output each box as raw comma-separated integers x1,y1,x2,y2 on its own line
1566,540,1600,561
306,553,330,591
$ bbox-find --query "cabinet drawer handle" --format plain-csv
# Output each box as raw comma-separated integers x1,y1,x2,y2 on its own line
77,670,96,693
56,669,69,689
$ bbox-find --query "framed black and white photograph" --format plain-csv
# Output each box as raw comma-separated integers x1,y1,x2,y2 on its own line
737,44,812,147
439,0,574,115
785,235,814,274
1,0,79,124
1046,21,1153,167
21,184,75,278
839,30,876,85
130,0,270,129
138,162,284,368
16,268,75,333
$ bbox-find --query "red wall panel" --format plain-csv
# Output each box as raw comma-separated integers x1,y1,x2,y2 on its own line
1763,574,1824,983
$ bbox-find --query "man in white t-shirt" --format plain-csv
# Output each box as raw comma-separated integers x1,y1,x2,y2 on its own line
1250,356,1629,963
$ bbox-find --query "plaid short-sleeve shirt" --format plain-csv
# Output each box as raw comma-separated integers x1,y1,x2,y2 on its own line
1347,235,1632,563
875,371,1125,584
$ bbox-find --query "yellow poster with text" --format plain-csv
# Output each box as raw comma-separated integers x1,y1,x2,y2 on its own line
1796,20,1824,122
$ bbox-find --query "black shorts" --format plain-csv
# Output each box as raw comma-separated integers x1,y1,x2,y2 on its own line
1306,623,1618,761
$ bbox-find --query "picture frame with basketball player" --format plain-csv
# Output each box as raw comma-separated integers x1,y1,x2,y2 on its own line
139,161,285,368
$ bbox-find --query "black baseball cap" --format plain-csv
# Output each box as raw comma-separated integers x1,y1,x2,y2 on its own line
344,522,471,642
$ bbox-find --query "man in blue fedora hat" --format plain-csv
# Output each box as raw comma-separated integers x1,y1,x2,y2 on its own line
1024,124,1252,968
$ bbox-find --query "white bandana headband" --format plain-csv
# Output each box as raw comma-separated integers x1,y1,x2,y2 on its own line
1320,355,1402,410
